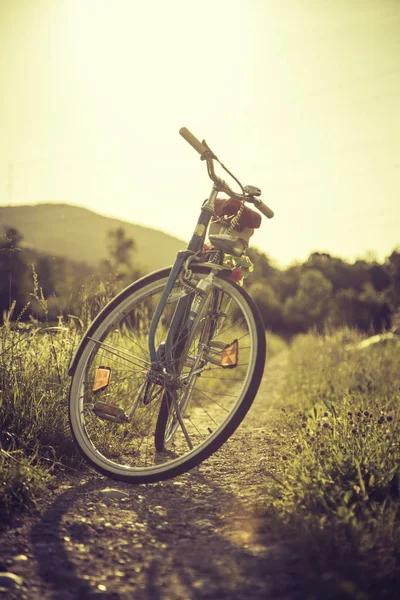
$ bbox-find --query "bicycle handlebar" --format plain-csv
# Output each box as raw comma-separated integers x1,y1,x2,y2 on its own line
179,127,274,219
251,198,274,219
179,127,207,155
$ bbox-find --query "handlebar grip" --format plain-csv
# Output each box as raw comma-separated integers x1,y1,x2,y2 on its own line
255,199,274,219
179,127,207,155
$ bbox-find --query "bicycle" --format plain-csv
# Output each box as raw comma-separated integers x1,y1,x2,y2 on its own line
68,128,274,483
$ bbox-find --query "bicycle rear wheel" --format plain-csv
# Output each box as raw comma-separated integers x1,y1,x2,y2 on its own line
68,266,266,483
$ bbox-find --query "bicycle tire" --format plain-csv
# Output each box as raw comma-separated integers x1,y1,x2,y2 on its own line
68,265,266,483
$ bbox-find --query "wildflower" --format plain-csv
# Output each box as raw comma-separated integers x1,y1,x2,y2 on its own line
352,428,357,434
229,267,243,284
322,422,330,429
364,411,370,417
356,411,362,418
387,415,393,422
301,423,307,428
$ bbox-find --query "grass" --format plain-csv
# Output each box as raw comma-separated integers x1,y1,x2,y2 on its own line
0,300,84,522
265,330,288,360
0,273,136,522
260,328,400,599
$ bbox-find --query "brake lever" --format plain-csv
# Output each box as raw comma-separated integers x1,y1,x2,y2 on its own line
244,185,262,197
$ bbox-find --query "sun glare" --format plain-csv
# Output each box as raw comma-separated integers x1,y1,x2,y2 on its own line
1,0,399,264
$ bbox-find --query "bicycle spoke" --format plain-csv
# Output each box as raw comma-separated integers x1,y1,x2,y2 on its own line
87,337,151,369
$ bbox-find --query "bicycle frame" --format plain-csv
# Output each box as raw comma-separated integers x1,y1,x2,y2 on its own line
147,184,219,367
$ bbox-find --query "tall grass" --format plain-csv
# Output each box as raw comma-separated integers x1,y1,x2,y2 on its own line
0,264,136,521
265,330,288,360
0,295,84,521
261,328,400,599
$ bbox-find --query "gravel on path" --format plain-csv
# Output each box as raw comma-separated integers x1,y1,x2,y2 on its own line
0,352,300,600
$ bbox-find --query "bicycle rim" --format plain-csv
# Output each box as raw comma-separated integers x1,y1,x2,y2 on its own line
68,267,265,483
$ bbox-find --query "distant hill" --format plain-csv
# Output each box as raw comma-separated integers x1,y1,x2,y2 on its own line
0,204,185,272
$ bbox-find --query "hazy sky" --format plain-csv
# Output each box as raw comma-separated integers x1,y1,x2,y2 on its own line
0,0,399,265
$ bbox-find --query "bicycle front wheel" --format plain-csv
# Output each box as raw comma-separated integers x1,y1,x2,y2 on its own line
68,266,266,483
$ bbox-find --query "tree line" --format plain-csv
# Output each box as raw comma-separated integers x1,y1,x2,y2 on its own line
247,247,399,335
0,226,141,323
1,225,399,335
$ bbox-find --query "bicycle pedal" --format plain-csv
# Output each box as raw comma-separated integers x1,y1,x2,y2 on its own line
206,354,223,366
185,356,196,367
220,339,239,368
206,340,239,368
208,341,227,350
206,341,228,365
92,401,129,424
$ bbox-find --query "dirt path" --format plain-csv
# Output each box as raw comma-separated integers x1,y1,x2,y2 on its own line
0,352,299,600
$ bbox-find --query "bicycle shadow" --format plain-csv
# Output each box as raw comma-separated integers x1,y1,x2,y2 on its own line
29,467,299,599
